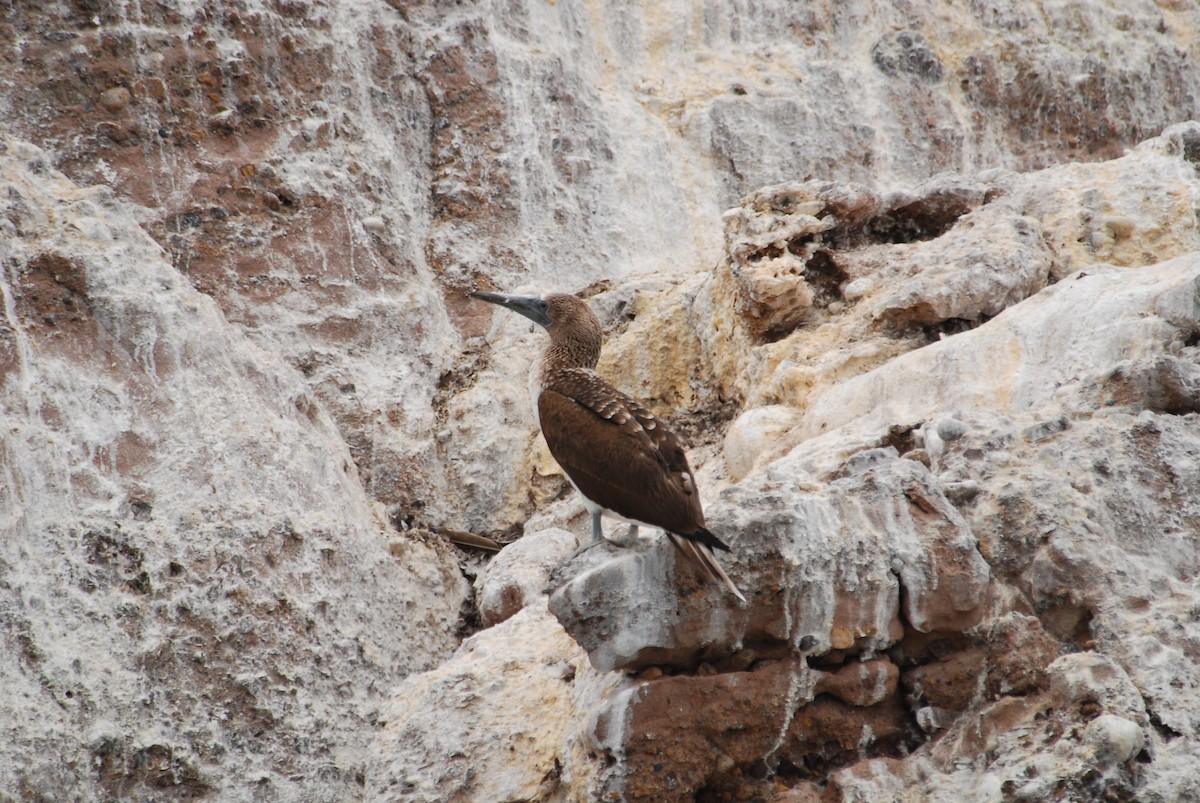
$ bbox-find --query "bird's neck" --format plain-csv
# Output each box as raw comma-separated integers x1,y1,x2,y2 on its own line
543,337,600,373
528,337,600,424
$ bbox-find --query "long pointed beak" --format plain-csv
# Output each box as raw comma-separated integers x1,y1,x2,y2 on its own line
469,290,551,327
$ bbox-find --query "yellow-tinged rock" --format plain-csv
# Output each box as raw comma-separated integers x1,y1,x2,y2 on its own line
830,626,855,650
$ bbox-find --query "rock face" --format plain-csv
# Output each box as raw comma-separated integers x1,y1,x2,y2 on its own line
399,130,1200,801
548,455,990,672
4,0,1200,537
367,600,618,803
0,139,469,799
3,1,1200,801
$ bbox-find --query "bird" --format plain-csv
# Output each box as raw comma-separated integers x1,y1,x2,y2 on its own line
469,289,746,602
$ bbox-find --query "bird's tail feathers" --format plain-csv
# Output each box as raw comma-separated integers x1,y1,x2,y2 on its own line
667,532,747,603
692,526,731,552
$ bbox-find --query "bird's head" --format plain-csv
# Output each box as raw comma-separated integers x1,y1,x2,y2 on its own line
469,290,602,349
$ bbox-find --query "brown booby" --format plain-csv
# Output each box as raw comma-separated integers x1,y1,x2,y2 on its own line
470,289,746,602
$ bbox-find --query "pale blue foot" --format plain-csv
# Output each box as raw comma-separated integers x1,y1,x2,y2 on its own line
567,516,639,559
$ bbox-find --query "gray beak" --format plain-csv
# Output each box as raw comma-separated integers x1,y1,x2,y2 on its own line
469,290,551,327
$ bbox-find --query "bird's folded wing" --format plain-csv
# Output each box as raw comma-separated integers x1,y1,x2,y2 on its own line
538,369,702,533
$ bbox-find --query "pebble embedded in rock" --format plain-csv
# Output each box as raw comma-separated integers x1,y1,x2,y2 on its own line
1083,714,1145,765
98,86,131,113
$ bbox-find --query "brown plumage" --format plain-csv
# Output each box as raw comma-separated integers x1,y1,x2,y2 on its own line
469,289,746,602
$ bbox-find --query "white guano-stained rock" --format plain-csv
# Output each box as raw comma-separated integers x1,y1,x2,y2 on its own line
549,453,989,672
366,600,619,803
0,140,469,801
4,1,1200,799
800,257,1200,440
475,527,578,626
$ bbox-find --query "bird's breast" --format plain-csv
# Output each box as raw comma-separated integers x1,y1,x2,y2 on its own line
528,353,547,427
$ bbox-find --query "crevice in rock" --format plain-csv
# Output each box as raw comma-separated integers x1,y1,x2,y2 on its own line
666,395,743,451
1038,594,1095,648
1179,126,1200,165
1146,707,1183,742
431,342,490,433
527,469,575,514
454,572,484,642
880,422,922,456
726,179,987,344
750,242,788,263
756,315,806,344
802,248,848,308
784,692,924,783
863,194,970,243
873,305,993,343
919,313,990,342
387,500,426,533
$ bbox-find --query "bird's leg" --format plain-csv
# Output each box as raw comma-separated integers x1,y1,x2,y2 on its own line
567,511,606,559
607,524,638,547
568,514,638,559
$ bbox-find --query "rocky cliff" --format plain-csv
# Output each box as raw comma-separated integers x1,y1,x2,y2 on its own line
2,1,1199,801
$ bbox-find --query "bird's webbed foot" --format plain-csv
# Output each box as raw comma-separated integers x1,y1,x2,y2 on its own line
604,523,639,548
567,523,639,560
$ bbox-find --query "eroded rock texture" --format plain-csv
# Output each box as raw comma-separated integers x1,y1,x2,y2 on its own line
0,139,469,799
374,128,1200,803
3,1,1200,801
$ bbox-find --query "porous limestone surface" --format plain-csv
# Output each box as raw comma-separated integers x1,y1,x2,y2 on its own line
5,1,1200,800
799,256,1200,439
366,600,620,803
446,129,1200,796
6,1,1200,539
0,140,468,801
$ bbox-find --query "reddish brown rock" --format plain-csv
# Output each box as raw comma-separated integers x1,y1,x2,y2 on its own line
593,660,816,802
901,648,986,717
983,612,1059,698
815,657,900,708
549,455,990,673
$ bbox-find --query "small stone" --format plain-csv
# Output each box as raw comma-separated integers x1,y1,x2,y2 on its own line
1088,229,1112,250
843,277,873,301
363,215,387,234
477,528,577,626
942,480,979,503
816,658,899,706
936,417,967,442
1023,416,1069,442
98,86,131,113
830,626,855,650
1083,714,1144,765
915,705,954,732
901,448,932,468
136,77,167,100
96,121,132,145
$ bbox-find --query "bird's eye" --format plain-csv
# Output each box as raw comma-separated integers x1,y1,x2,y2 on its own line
539,300,549,312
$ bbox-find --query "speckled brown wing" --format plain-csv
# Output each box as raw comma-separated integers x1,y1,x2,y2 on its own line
537,367,707,537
